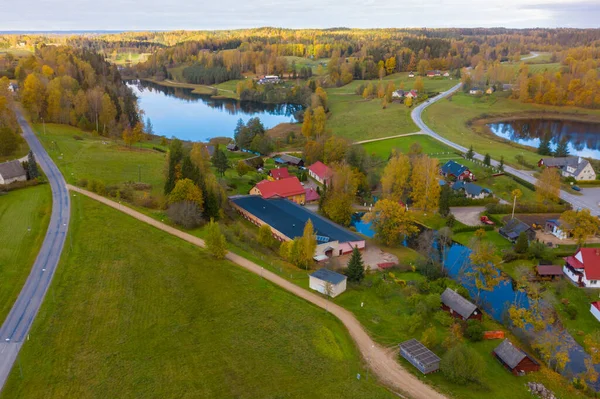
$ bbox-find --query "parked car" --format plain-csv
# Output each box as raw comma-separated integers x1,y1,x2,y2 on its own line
480,216,495,225
572,185,581,192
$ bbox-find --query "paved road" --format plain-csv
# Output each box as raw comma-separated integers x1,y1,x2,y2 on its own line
411,83,599,215
0,110,70,390
69,185,446,399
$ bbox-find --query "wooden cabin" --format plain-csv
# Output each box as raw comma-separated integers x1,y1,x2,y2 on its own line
493,339,540,375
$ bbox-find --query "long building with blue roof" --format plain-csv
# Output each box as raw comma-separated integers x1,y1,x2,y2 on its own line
230,195,365,258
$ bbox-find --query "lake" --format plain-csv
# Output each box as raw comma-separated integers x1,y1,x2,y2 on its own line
127,80,302,142
487,118,600,159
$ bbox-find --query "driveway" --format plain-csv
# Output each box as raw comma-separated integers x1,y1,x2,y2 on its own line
450,206,486,226
573,187,600,211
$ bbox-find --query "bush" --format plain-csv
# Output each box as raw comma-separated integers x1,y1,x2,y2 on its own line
441,344,485,385
73,135,83,140
464,320,484,341
152,146,167,153
134,194,159,209
87,179,106,195
564,303,578,320
452,225,494,234
167,201,203,229
445,214,456,228
76,178,88,187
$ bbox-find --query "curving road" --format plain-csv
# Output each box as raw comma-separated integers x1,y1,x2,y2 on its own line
411,83,598,215
0,109,70,390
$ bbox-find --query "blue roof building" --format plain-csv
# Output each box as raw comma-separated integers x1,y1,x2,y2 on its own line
441,160,474,181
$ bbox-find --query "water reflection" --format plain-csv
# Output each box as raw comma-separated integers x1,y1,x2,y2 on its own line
127,80,303,141
487,119,600,159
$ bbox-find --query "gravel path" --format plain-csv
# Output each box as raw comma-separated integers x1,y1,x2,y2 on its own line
68,184,447,399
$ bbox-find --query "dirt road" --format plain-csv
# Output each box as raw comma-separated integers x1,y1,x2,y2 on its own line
67,184,446,399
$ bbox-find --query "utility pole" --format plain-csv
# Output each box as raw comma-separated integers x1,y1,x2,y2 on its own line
138,165,141,182
512,194,517,220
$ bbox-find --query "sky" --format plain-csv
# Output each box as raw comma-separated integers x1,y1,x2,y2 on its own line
2,0,599,31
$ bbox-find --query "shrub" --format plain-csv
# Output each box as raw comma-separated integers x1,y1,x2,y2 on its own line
167,201,203,228
76,178,88,187
465,320,484,341
73,135,83,140
441,344,485,385
434,311,454,327
564,303,578,320
514,232,529,253
152,146,167,153
445,214,456,228
134,194,159,209
452,225,494,234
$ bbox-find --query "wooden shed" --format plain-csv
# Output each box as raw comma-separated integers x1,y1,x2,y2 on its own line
493,339,539,375
440,288,482,321
399,339,440,374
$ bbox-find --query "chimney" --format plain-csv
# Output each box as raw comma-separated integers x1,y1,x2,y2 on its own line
596,249,600,256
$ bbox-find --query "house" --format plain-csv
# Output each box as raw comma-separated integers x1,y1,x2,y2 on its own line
7,83,17,92
257,75,282,85
268,167,290,181
308,161,333,185
399,339,440,374
0,160,27,185
305,187,320,203
441,288,482,321
502,84,514,91
538,156,596,181
563,248,600,288
230,195,365,258
226,143,239,151
469,87,483,95
204,145,215,157
486,87,496,94
391,89,405,99
405,90,418,99
250,177,306,204
274,154,304,167
443,71,450,77
535,265,563,281
309,268,347,297
426,71,436,78
408,72,415,78
499,218,536,242
451,181,492,199
243,155,264,170
493,339,540,375
441,160,475,181
545,219,568,240
590,302,600,322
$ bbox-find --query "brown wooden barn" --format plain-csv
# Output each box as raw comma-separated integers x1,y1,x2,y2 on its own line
493,339,540,375
440,288,482,321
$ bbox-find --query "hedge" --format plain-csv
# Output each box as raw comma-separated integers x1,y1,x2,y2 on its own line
449,196,498,207
452,225,495,234
485,203,569,214
482,212,504,226
152,146,167,153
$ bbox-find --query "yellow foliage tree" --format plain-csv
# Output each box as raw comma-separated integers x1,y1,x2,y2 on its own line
559,208,600,247
535,167,560,204
413,76,425,92
168,178,204,209
312,106,327,138
381,151,410,202
404,96,413,107
410,155,440,212
301,107,313,138
364,199,418,246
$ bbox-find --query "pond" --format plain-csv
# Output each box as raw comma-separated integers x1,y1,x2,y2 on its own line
127,80,302,142
350,214,599,386
487,118,600,160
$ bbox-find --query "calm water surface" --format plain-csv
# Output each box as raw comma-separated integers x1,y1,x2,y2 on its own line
127,80,302,141
487,119,600,159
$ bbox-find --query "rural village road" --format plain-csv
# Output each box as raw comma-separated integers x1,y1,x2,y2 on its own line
0,109,70,391
411,83,599,215
67,185,447,399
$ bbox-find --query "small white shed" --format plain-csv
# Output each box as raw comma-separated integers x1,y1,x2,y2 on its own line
0,160,27,185
591,302,600,322
309,268,347,298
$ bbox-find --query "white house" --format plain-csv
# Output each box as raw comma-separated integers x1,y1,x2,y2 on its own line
0,160,27,185
309,268,347,298
538,156,596,181
563,248,600,288
308,161,333,185
469,87,483,95
590,302,600,322
545,219,568,240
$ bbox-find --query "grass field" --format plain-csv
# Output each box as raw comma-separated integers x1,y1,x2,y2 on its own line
362,134,456,159
284,56,330,75
421,91,600,169
0,185,51,324
1,195,394,399
34,123,166,195
106,52,150,65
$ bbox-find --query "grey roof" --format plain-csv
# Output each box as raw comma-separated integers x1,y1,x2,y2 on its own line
226,143,238,150
540,156,579,168
311,268,346,284
573,159,591,176
279,154,303,165
399,339,440,366
500,218,532,239
493,339,529,369
0,160,26,180
244,156,264,168
441,288,478,319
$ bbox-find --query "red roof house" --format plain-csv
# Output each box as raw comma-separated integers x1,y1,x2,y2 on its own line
591,302,600,322
563,248,600,288
269,167,290,180
250,177,306,204
308,161,333,185
305,187,320,203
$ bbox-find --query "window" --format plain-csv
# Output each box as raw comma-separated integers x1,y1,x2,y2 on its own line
591,280,598,285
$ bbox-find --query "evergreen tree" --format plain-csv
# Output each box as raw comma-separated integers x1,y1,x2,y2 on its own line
499,156,505,172
26,150,40,180
181,155,200,184
538,135,552,156
211,146,230,177
439,184,451,217
146,117,154,136
554,137,570,157
514,231,529,254
484,153,491,166
346,246,365,283
164,139,184,195
466,145,474,160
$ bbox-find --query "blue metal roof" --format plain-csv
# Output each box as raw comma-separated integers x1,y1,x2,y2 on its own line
311,268,347,284
230,195,362,243
441,160,469,177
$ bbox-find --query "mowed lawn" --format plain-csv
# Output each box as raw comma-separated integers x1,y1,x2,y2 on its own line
34,124,166,195
1,195,394,399
0,185,51,323
362,134,456,159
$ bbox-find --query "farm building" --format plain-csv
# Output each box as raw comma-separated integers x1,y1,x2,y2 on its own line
268,167,290,181
243,156,264,170
404,90,418,99
226,143,239,151
451,181,492,199
499,218,535,242
274,154,304,167
545,219,568,240
399,339,440,374
308,161,333,185
538,156,596,181
563,248,600,288
229,195,365,258
250,177,306,204
469,87,483,95
408,72,415,78
309,268,347,297
440,288,481,321
536,265,563,281
257,75,282,84
441,160,475,181
493,339,540,375
0,160,27,185
391,89,405,99
591,302,600,322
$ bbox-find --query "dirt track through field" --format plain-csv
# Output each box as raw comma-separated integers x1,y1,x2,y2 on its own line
67,184,447,399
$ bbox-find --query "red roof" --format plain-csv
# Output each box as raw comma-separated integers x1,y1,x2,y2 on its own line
308,161,332,180
305,187,320,202
270,168,290,180
536,265,563,276
566,248,600,280
254,177,305,199
592,302,600,311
